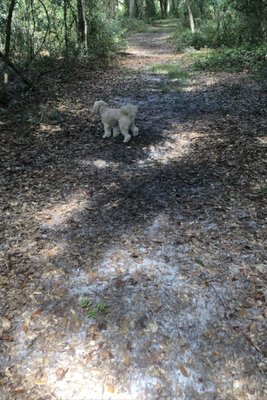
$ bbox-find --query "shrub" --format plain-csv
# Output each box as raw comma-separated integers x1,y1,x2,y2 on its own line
87,16,127,59
191,43,267,73
173,26,207,52
118,17,149,33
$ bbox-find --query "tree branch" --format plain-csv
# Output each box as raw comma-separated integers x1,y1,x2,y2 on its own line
0,51,32,87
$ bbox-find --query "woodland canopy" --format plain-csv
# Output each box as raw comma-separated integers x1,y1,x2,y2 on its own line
0,0,266,88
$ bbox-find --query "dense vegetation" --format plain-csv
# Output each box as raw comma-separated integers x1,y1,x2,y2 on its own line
0,0,266,91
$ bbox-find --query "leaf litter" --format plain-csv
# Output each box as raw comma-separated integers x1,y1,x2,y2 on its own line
0,23,267,400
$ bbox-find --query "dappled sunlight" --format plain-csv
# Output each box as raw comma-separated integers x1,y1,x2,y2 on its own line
78,158,119,169
1,16,266,400
39,243,66,260
37,123,62,135
9,207,264,399
257,136,267,145
35,191,88,228
145,130,205,163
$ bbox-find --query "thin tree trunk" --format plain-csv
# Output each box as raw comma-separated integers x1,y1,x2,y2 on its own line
257,0,266,39
77,0,87,53
129,0,135,17
185,0,195,33
64,0,69,61
167,0,171,15
5,0,17,59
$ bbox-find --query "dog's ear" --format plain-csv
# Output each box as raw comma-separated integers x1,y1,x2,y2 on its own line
93,101,100,113
98,105,106,114
93,100,107,114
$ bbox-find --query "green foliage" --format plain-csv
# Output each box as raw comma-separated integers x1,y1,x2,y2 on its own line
79,298,93,308
1,0,266,78
79,297,108,319
0,0,127,66
173,28,207,52
191,44,267,73
173,0,266,52
87,16,127,59
97,303,108,312
151,63,190,80
119,17,149,33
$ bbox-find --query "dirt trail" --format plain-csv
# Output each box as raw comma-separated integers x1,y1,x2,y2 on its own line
1,23,267,400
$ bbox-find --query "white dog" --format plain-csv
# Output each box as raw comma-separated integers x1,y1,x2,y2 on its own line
93,100,139,143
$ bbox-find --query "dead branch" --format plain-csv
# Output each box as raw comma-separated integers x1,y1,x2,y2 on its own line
0,51,33,88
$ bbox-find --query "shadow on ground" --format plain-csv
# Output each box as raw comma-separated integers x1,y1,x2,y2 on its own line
0,42,266,399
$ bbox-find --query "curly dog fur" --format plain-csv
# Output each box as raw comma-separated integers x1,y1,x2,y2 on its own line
93,100,139,143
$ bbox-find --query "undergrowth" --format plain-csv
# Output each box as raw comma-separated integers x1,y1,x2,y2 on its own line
119,17,149,33
151,63,190,80
191,44,267,74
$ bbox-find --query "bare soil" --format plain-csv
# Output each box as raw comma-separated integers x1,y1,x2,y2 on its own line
0,23,267,400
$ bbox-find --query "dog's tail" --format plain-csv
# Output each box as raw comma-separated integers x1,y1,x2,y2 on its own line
121,104,138,117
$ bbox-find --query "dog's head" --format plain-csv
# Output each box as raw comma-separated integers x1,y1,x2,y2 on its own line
93,100,107,115
121,104,138,118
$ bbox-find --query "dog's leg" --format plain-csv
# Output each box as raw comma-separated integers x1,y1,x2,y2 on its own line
113,126,120,138
131,124,139,137
119,120,131,143
102,124,112,139
121,130,131,143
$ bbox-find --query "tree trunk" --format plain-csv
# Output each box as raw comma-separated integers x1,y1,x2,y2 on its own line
257,0,267,39
5,0,17,59
129,0,135,17
77,0,87,53
64,0,69,61
185,0,195,33
167,0,171,15
159,0,168,18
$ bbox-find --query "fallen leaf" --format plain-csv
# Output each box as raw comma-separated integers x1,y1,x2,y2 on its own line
179,365,189,378
22,323,29,334
12,388,27,394
31,309,42,318
0,332,13,341
106,383,115,393
1,317,11,332
56,368,68,380
123,353,131,367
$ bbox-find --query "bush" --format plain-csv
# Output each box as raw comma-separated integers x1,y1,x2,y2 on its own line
173,11,266,53
118,17,149,33
191,43,267,73
173,26,207,52
87,16,127,59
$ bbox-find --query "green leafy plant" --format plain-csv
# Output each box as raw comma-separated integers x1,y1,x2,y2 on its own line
97,303,108,312
79,298,93,308
79,297,108,318
173,28,207,52
191,44,267,73
87,309,97,318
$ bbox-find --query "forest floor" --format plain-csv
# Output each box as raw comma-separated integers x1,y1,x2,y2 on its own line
1,21,267,400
